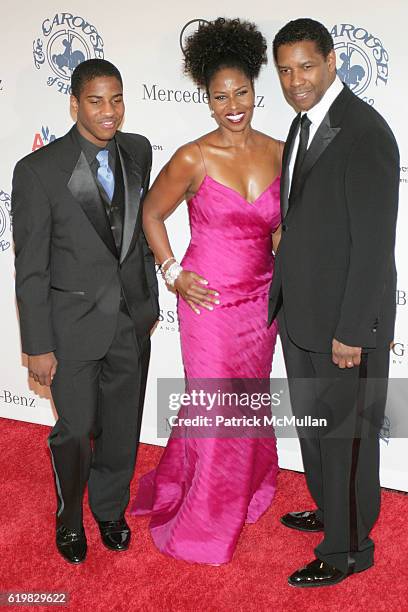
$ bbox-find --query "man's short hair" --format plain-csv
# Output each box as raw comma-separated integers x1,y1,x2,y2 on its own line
273,18,334,62
71,59,122,99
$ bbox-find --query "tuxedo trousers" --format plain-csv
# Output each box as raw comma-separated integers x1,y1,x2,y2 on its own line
48,308,150,531
278,310,389,573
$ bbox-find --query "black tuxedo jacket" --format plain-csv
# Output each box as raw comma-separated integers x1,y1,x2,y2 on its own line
12,127,159,359
268,85,399,352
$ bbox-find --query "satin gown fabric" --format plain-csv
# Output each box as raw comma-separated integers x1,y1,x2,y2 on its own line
131,175,281,564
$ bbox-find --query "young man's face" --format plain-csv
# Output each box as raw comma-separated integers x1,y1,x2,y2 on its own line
275,40,336,112
71,76,125,146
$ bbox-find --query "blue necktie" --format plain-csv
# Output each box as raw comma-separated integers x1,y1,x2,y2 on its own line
96,149,115,201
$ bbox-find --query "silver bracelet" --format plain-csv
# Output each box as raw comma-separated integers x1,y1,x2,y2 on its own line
160,256,175,270
164,261,183,286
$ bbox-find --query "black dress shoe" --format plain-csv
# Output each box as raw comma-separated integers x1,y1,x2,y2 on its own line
288,558,348,588
56,525,87,564
97,517,131,551
281,510,324,532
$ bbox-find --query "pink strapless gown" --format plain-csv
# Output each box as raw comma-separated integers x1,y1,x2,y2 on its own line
131,175,280,564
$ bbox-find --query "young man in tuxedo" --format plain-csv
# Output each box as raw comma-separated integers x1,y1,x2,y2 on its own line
268,19,399,586
12,59,159,564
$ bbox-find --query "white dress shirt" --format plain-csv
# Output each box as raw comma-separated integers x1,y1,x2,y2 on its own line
288,75,344,191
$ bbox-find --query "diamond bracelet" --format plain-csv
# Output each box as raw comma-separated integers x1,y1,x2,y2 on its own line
163,261,183,286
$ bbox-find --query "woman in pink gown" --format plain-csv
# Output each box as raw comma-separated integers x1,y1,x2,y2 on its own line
131,18,282,564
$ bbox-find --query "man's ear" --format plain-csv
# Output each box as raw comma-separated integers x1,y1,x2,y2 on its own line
70,94,79,115
327,49,337,74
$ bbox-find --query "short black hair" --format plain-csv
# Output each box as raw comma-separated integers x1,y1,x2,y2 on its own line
183,17,267,92
71,59,123,99
273,18,334,62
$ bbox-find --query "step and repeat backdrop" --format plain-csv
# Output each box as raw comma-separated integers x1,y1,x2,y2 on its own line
1,1,407,489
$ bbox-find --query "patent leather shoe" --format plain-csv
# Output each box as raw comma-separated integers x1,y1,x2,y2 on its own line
56,524,87,564
281,510,324,532
97,517,131,551
288,558,349,587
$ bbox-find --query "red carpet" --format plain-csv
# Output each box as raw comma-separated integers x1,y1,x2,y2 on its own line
0,418,407,612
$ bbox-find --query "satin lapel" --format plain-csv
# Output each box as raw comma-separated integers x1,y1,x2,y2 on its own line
116,142,142,264
282,114,300,218
291,113,341,200
67,151,117,258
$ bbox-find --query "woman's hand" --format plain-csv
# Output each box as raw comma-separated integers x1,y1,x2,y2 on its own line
272,224,282,254
174,270,220,314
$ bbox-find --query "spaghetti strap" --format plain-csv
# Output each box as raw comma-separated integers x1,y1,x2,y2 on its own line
278,140,285,164
195,141,207,175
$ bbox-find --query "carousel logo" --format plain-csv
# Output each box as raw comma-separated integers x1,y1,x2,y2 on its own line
32,12,104,95
179,19,210,55
331,23,389,105
0,190,12,254
32,126,57,152
158,308,179,332
391,341,405,365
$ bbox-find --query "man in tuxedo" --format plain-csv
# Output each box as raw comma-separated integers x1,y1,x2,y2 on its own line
12,59,159,564
269,19,399,586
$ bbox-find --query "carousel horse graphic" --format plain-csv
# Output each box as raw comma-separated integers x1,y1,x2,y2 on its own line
52,38,85,74
337,49,366,90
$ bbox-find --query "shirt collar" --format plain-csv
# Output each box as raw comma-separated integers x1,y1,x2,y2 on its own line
302,75,344,126
74,125,116,166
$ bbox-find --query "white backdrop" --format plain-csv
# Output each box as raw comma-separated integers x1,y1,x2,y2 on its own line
1,1,407,490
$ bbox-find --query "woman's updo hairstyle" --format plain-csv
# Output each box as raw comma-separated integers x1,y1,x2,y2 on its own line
183,17,268,93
